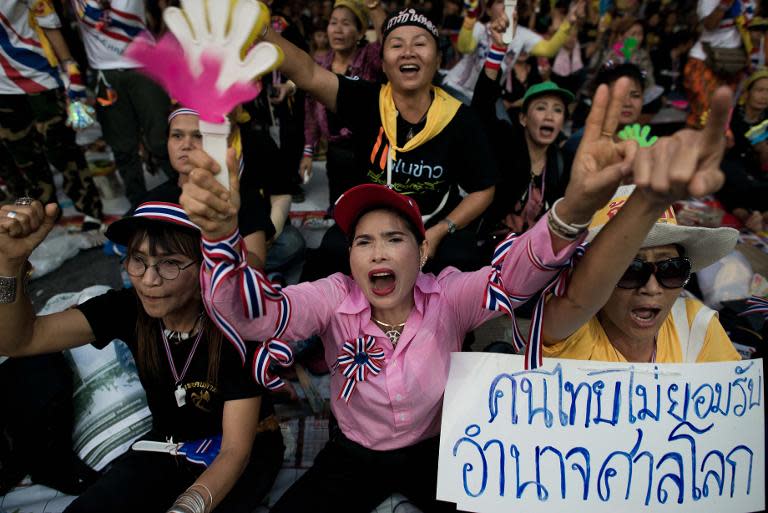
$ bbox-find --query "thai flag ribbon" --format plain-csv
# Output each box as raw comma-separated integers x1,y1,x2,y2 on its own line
483,231,586,369
332,336,386,403
201,230,293,390
740,296,768,318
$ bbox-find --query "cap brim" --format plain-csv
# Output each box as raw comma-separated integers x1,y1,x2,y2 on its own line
586,223,739,271
334,184,426,237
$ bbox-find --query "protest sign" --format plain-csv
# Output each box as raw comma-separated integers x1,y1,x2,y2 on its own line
437,354,765,513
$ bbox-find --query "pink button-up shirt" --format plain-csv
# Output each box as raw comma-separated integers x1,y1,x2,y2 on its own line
203,217,582,450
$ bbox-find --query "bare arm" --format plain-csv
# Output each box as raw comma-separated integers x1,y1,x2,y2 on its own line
425,186,495,258
184,396,262,511
701,1,732,31
0,202,95,357
40,27,74,63
543,192,665,341
243,231,267,269
263,27,340,112
370,4,387,42
543,87,732,342
269,194,292,238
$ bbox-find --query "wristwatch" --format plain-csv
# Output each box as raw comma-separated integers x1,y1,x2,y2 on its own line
441,217,457,234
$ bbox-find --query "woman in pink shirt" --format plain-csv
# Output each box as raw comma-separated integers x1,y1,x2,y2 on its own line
178,79,724,512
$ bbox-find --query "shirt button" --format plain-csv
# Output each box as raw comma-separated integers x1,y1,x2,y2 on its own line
396,394,403,401
400,414,406,421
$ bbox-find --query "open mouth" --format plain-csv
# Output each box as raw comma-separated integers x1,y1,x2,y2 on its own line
369,268,397,296
399,64,420,76
539,125,555,138
630,306,661,328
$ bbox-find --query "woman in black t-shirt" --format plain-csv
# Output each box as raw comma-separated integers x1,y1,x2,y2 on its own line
263,6,497,274
0,201,283,513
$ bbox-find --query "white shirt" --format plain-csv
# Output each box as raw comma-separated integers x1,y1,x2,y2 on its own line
0,0,61,94
444,23,542,101
690,0,754,61
70,0,149,70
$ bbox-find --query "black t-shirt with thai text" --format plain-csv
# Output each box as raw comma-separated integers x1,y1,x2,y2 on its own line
334,75,498,224
77,288,270,442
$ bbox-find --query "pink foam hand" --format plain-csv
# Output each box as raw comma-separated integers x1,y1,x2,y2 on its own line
126,33,261,122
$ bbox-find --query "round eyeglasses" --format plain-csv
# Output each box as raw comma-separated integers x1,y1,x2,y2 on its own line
125,255,197,280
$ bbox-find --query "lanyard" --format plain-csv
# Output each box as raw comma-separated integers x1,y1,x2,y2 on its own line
161,325,204,386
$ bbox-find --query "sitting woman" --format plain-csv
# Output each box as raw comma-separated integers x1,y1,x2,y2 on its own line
180,80,730,512
543,91,740,363
0,201,283,513
473,15,574,239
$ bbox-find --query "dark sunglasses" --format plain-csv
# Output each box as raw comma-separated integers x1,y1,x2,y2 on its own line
617,257,692,289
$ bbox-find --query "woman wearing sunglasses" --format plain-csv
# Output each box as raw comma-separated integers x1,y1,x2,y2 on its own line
542,178,741,363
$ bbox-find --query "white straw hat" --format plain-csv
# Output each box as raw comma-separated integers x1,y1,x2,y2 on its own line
585,185,739,272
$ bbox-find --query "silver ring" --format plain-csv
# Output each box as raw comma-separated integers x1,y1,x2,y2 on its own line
6,211,17,219
14,197,34,206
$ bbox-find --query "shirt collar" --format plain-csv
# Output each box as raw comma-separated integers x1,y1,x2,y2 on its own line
335,272,441,316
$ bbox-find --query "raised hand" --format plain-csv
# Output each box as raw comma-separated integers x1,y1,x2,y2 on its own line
558,78,638,224
180,148,241,240
163,0,281,94
633,87,731,205
567,0,586,24
0,202,59,269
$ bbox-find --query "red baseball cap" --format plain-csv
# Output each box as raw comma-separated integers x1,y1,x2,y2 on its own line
333,184,426,238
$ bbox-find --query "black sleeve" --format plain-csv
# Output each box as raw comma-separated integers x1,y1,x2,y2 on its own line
471,70,504,127
452,106,498,193
76,288,138,350
238,188,276,241
335,75,381,135
217,344,264,402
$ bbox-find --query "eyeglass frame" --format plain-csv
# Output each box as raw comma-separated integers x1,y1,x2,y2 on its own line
124,254,198,280
616,256,692,290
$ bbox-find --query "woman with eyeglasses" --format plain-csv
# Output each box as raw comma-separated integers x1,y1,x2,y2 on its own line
0,201,283,513
542,90,741,363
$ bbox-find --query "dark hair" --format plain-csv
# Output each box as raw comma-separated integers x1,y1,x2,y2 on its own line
126,223,222,386
346,206,425,247
593,62,646,93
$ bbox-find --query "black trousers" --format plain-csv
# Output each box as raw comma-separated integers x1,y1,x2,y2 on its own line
270,428,459,513
0,90,103,218
95,69,172,204
64,430,284,513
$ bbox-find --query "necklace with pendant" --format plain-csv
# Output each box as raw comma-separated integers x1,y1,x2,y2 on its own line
372,318,406,346
161,322,204,407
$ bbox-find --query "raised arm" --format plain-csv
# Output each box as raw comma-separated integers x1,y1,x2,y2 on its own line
543,87,732,342
262,23,340,112
0,202,95,357
528,0,584,58
180,148,339,343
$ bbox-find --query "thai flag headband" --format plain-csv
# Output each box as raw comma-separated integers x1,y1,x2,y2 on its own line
132,202,199,232
168,108,201,124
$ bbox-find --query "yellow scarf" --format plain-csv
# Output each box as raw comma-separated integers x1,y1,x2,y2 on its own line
28,1,58,67
378,82,461,161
